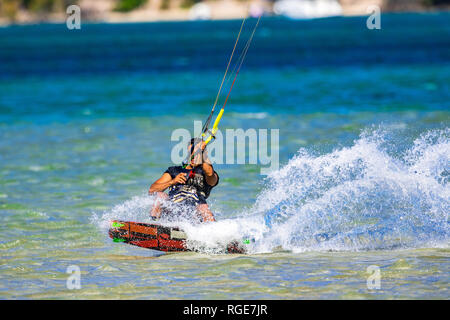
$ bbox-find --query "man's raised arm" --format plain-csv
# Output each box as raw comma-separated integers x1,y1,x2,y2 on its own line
149,172,187,194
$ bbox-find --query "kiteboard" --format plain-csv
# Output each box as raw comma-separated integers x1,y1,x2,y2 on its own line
108,220,247,254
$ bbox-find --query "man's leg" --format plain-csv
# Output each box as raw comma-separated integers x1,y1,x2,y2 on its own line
150,192,168,219
197,203,215,222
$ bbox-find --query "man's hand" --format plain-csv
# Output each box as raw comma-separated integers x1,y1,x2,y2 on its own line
171,173,187,185
191,141,212,165
202,148,212,165
149,172,179,193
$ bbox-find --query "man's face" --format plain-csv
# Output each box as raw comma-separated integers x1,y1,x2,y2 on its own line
188,143,202,167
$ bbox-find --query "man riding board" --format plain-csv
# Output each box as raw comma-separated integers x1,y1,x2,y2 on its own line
148,138,219,223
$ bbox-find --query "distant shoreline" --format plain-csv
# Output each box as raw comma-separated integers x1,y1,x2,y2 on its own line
0,0,449,27
1,10,450,28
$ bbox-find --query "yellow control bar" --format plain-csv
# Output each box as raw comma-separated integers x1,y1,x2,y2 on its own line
203,108,224,145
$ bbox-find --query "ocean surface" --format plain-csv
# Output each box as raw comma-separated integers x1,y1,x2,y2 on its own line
0,13,449,299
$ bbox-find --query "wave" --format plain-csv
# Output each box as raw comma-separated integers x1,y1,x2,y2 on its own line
249,127,449,252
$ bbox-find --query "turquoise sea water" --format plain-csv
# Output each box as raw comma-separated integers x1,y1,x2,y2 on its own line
0,13,449,299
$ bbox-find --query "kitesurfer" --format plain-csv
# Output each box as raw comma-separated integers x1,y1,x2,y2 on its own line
149,138,219,222
148,16,260,224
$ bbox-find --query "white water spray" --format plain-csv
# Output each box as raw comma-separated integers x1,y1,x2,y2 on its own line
94,128,449,254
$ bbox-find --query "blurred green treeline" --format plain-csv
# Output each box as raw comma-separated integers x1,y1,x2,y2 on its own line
0,0,153,19
0,0,76,19
0,0,448,21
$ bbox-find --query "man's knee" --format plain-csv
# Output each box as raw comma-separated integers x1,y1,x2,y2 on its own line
197,204,215,222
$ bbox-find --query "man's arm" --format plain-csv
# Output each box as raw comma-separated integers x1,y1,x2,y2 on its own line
149,172,187,194
202,163,218,187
